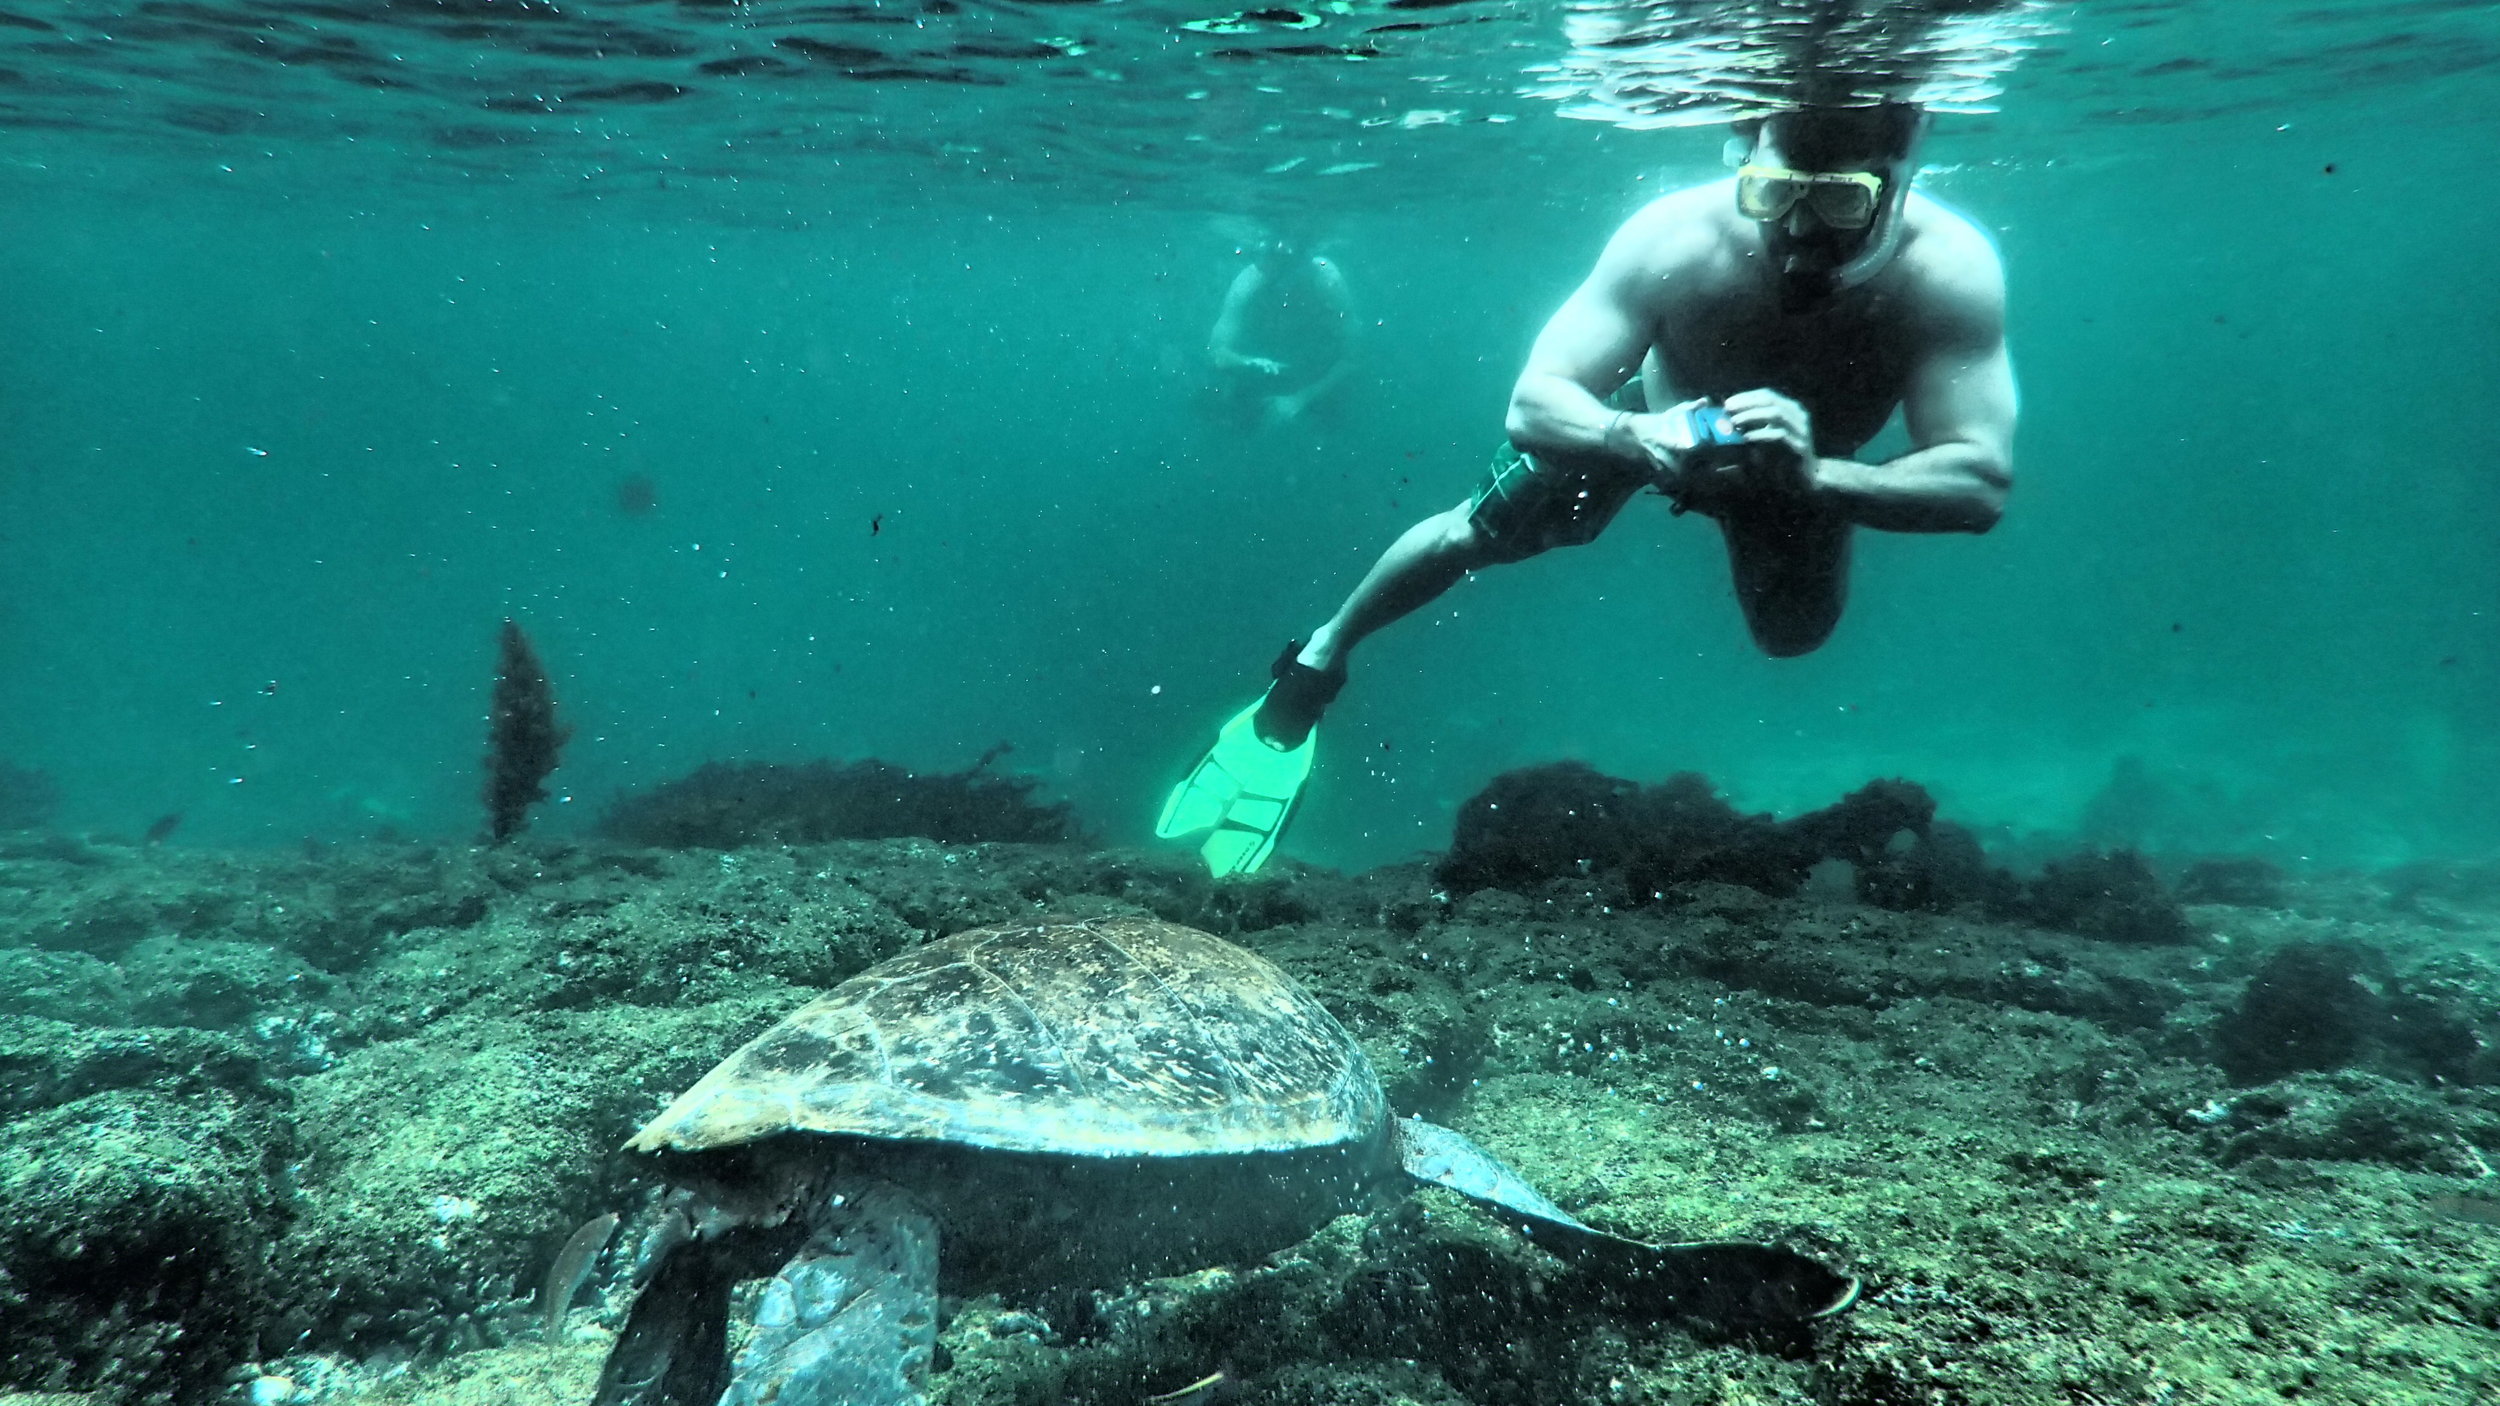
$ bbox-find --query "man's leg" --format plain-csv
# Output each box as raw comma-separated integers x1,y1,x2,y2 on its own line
1302,503,1496,671
1252,502,1496,748
1716,507,1853,658
1255,437,1644,747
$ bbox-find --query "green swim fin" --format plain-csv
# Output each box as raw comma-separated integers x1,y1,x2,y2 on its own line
1155,697,1315,877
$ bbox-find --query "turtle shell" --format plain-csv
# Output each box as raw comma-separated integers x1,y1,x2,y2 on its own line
627,917,1386,1160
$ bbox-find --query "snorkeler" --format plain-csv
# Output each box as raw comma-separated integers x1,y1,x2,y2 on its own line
1160,102,2017,876
1203,233,1358,428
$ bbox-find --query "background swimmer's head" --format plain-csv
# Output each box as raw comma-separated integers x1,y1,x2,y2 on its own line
1734,102,1928,309
1210,215,1333,275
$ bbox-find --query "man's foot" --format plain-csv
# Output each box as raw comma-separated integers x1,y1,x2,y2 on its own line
1253,641,1346,750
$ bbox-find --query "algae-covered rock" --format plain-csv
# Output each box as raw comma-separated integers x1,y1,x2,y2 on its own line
270,999,789,1359
0,1015,275,1117
121,935,334,1033
0,946,130,1025
2204,1069,2498,1174
0,1085,295,1403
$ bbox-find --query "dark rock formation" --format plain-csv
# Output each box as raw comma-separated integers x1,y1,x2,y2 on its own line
2176,857,2288,907
1436,765,2207,944
2017,849,2192,944
598,750,1073,850
1439,765,1951,904
2214,942,2384,1084
0,760,59,832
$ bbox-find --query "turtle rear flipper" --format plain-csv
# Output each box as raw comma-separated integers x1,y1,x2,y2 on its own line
1391,1117,1860,1327
1586,1238,1863,1326
722,1183,939,1406
1392,1116,1595,1236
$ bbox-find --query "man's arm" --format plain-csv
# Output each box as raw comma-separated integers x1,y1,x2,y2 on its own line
1271,256,1359,416
1505,201,1693,472
1208,264,1280,374
1736,225,2016,534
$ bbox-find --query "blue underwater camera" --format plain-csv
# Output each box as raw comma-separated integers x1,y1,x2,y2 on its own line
1683,401,1748,457
1655,400,1751,514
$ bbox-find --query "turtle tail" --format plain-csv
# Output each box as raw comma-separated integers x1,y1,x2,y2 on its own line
591,1206,744,1406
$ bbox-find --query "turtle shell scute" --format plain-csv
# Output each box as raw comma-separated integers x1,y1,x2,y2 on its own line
627,917,1385,1160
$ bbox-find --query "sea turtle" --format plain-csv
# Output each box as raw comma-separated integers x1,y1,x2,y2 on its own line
591,917,1857,1406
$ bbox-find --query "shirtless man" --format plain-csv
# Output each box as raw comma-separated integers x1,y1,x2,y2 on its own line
1159,103,2017,876
1204,233,1358,428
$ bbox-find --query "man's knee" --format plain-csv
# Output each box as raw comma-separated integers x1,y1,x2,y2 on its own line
1740,590,1844,657
1751,617,1837,658
1426,504,1500,570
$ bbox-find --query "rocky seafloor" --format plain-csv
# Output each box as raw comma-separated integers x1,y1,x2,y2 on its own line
2,770,2498,1406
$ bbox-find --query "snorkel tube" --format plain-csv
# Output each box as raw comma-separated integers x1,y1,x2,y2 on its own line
1825,105,1928,293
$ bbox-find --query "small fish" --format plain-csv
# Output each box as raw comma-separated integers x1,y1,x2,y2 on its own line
1145,1372,1227,1404
542,1211,620,1340
870,513,883,537
143,812,184,845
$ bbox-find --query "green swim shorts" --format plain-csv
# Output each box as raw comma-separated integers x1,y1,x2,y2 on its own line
1463,383,1660,563
1463,442,1656,563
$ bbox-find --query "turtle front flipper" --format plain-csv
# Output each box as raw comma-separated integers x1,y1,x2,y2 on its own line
721,1182,939,1406
1391,1117,1860,1327
592,1208,740,1406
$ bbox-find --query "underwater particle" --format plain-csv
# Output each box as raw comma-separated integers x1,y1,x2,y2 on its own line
482,618,571,844
615,472,659,516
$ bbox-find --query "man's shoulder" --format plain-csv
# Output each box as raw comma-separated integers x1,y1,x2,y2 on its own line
1881,195,2006,347
1606,182,1743,273
1897,195,2005,301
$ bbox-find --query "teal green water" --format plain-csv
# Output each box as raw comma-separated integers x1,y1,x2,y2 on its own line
0,0,2495,870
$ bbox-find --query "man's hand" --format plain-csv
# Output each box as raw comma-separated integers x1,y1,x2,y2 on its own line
1240,355,1286,376
1722,388,1820,499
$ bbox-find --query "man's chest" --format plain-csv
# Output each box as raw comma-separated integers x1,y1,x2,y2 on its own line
1651,301,1914,449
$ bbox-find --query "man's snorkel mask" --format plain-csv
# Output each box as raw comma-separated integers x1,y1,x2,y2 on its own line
1730,103,1929,312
